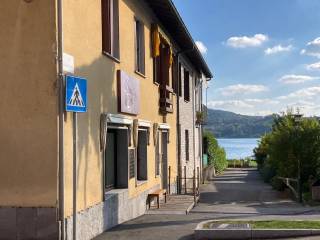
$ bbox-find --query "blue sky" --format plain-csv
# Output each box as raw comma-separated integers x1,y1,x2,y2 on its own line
173,0,320,116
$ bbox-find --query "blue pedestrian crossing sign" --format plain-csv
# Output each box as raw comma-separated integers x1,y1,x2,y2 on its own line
65,75,87,112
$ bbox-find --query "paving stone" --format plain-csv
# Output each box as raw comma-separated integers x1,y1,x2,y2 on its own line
36,208,59,240
17,208,37,240
0,207,16,240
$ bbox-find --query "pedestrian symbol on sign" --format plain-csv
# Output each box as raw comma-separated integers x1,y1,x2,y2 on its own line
65,75,87,112
68,83,85,107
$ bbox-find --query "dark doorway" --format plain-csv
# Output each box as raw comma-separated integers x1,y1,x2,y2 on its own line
105,128,129,191
161,131,168,190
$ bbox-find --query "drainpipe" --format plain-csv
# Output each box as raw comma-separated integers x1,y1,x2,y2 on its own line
57,0,65,239
176,54,181,193
176,45,195,193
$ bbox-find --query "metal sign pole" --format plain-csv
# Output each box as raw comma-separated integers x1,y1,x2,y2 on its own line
73,112,77,240
65,75,87,240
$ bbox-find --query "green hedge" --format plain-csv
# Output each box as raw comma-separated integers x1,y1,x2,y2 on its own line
203,131,228,174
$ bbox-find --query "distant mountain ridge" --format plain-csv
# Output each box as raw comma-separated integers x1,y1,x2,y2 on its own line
205,109,274,138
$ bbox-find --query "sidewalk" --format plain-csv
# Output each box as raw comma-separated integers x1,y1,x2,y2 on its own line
94,169,320,240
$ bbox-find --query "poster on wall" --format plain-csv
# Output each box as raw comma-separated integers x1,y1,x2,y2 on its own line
117,70,140,115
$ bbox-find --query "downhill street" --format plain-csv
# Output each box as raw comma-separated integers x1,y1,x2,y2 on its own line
95,169,320,240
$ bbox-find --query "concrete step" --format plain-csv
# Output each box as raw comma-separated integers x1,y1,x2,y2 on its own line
146,194,196,215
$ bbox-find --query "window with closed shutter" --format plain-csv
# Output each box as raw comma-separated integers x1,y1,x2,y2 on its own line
185,130,189,161
184,68,190,101
137,130,148,181
172,55,179,94
135,19,145,75
102,0,119,60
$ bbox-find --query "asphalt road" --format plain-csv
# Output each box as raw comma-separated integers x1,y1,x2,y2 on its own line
94,168,320,240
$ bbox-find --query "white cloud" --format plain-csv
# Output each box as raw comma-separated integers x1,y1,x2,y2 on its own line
207,98,279,116
208,87,320,117
208,100,254,109
264,45,293,55
306,62,320,71
277,86,320,100
301,37,320,58
219,84,268,96
226,34,268,48
245,98,280,105
255,110,274,116
195,41,208,55
278,74,318,84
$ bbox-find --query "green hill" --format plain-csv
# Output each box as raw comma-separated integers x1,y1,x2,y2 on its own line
205,109,274,138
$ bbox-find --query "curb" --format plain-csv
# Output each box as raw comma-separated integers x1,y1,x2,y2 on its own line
194,220,320,240
186,202,195,215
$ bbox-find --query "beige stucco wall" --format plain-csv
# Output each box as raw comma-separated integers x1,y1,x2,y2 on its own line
63,0,178,217
0,0,58,207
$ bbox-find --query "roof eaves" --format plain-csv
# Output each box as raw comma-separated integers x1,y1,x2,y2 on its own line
146,0,213,79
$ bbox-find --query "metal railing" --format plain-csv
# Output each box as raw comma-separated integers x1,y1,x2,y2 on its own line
175,166,200,203
278,177,299,199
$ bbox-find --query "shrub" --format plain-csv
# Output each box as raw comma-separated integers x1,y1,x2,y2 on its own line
203,131,228,174
260,164,276,183
270,176,286,191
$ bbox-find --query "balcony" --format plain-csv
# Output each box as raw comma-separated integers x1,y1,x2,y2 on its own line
159,85,174,114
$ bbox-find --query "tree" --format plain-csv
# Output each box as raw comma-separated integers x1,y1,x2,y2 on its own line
254,111,320,193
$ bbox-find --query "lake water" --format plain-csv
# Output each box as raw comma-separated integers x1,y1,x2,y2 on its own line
217,138,260,160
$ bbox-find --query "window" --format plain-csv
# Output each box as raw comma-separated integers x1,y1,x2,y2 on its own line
135,19,145,75
172,55,179,94
184,68,190,101
153,55,161,84
154,43,170,85
102,0,119,60
137,130,148,181
178,63,182,96
185,130,189,161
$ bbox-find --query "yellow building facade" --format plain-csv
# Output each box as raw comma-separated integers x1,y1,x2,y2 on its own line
0,0,212,239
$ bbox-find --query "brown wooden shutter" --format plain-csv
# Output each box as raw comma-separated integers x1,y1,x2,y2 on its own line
102,0,111,54
172,55,178,94
179,63,183,97
154,56,161,84
112,0,120,59
160,45,170,85
139,23,145,74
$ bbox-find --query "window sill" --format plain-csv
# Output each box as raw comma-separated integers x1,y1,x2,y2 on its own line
135,70,146,78
102,51,120,63
136,180,148,186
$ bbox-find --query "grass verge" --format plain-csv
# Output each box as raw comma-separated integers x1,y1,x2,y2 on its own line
204,221,320,229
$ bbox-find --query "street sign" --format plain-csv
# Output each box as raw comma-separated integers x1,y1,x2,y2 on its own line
65,75,87,112
63,53,75,74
